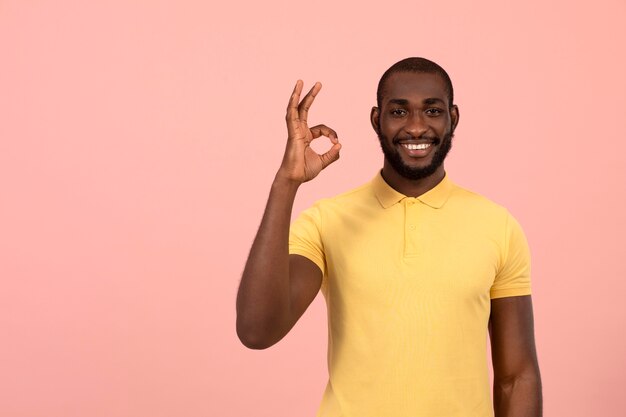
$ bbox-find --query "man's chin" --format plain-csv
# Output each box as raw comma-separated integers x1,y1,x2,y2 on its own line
388,160,442,181
399,155,435,170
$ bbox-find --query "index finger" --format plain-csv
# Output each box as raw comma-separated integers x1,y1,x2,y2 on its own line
298,82,321,123
286,80,303,122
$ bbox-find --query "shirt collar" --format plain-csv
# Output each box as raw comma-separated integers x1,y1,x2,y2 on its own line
372,170,454,209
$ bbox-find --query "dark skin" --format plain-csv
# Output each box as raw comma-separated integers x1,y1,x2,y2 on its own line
237,74,542,416
371,72,459,197
236,81,337,349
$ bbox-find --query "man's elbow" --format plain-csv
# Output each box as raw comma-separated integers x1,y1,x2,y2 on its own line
236,319,281,350
494,367,543,402
495,371,542,390
237,331,273,350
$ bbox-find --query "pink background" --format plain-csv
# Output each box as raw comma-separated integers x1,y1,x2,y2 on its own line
1,1,625,416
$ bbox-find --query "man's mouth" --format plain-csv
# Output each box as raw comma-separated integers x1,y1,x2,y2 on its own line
397,140,438,158
402,143,432,150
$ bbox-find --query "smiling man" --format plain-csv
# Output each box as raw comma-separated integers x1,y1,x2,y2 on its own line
236,57,542,417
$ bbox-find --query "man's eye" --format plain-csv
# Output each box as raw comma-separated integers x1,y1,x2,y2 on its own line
391,109,407,116
426,108,442,116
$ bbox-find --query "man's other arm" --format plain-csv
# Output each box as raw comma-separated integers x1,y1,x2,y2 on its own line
489,295,542,417
236,80,341,349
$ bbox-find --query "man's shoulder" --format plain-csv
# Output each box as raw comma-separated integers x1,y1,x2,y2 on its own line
448,180,515,220
449,181,502,204
310,177,378,209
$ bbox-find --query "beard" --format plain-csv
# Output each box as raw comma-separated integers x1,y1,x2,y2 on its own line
377,130,454,180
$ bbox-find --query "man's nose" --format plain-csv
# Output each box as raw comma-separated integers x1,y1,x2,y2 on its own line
404,113,428,137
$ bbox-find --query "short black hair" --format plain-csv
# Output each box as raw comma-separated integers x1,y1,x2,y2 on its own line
376,57,454,108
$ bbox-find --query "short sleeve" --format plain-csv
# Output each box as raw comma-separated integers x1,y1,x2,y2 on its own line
490,213,532,299
289,204,326,277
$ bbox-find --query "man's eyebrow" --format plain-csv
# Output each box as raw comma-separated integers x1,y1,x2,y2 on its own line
387,98,409,106
387,98,446,106
423,97,446,105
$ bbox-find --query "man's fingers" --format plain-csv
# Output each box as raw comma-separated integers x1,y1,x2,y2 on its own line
298,82,321,122
286,80,303,122
320,143,342,169
309,123,341,169
309,124,338,143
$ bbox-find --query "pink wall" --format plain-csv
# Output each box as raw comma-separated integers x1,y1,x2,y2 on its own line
1,1,625,415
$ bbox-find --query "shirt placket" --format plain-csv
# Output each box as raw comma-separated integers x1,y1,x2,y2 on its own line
404,198,421,258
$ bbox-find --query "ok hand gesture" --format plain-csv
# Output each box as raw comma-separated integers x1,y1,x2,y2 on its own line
277,80,341,184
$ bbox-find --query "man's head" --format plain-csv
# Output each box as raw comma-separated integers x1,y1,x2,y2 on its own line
371,57,459,181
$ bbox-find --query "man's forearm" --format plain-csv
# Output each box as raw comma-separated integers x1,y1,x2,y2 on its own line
236,175,301,348
493,374,542,417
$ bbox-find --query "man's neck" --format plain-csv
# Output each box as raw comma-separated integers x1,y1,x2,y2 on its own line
380,164,446,198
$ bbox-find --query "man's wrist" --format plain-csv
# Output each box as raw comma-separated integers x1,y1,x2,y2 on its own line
273,172,303,192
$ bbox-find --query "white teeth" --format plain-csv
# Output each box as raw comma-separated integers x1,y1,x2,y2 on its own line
403,143,431,150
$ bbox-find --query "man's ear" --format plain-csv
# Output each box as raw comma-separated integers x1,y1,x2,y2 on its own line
450,104,460,132
370,107,380,134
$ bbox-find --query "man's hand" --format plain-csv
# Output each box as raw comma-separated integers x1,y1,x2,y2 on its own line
277,80,341,184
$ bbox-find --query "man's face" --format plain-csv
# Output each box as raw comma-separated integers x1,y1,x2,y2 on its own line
372,71,458,180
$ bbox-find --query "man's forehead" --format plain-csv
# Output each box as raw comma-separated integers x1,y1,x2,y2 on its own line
382,72,448,103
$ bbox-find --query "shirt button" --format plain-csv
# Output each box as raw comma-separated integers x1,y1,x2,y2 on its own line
409,224,416,230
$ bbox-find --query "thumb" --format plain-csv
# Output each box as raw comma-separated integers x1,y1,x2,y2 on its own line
320,143,341,169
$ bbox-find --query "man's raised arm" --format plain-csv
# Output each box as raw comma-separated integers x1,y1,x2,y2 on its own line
236,80,341,349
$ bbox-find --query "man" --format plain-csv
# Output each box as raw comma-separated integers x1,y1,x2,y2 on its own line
236,57,542,417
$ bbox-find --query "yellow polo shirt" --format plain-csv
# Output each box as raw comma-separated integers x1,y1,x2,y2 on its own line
289,172,532,417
